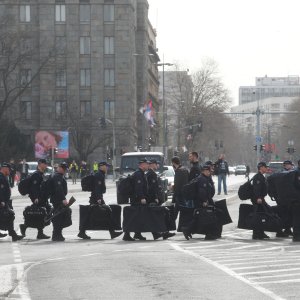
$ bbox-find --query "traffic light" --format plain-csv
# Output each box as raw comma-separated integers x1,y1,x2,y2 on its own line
253,145,257,151
260,144,265,152
54,148,58,154
287,147,296,154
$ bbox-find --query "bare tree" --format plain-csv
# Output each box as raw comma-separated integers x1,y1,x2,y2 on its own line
0,15,56,121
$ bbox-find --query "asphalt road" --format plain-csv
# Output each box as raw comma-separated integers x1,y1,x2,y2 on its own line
1,175,300,300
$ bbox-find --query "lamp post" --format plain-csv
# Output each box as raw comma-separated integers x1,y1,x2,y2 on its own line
103,118,116,181
156,62,173,159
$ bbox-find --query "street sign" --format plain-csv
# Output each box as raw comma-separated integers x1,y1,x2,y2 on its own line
255,136,262,143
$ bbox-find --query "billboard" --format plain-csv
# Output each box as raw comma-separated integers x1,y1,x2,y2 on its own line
35,131,69,159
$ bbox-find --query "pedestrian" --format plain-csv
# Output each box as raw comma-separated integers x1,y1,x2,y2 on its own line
171,156,189,219
80,161,88,178
9,159,16,188
123,158,149,241
18,158,29,181
0,163,24,241
251,162,271,240
188,151,201,181
245,165,250,178
49,162,71,241
78,161,122,240
214,154,229,195
146,159,175,240
69,160,78,184
182,164,220,240
19,159,51,240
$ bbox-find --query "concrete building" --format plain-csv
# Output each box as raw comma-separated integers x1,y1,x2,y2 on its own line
239,75,300,105
0,0,159,164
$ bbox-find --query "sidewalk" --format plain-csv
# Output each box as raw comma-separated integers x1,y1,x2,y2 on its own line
11,178,116,200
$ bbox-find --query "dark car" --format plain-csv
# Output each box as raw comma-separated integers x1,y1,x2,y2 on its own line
266,161,284,177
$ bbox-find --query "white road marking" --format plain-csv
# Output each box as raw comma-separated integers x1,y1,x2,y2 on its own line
249,272,300,280
170,242,285,300
240,267,300,276
259,278,300,285
232,261,300,271
223,257,300,266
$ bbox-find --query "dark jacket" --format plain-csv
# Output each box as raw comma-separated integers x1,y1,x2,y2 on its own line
49,172,68,207
90,170,106,204
195,174,215,208
131,168,148,205
18,163,29,174
172,166,189,204
215,159,229,175
251,172,267,204
146,168,159,203
0,173,11,206
29,170,44,203
189,161,201,181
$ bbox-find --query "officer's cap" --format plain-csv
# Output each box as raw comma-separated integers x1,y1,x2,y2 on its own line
139,158,150,164
257,162,268,168
38,158,47,164
98,161,111,167
1,162,11,169
283,160,293,165
149,159,158,164
205,161,213,166
59,162,68,169
201,165,211,171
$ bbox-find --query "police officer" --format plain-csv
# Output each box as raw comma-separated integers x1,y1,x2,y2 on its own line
0,163,23,241
49,162,70,241
188,151,201,181
19,159,51,239
146,159,175,240
123,158,149,241
182,165,218,240
78,161,122,240
251,161,270,240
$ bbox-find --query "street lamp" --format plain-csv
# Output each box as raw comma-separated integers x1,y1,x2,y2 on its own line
156,62,174,159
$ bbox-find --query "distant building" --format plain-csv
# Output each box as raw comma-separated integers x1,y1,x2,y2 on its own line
0,0,159,163
239,75,300,105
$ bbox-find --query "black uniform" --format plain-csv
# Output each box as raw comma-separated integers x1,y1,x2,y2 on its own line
0,173,21,240
49,172,70,240
19,170,51,238
131,168,148,205
189,161,201,181
89,170,106,205
146,168,159,204
251,172,271,238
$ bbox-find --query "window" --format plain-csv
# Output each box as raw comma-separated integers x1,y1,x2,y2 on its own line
56,36,66,55
104,69,114,87
56,69,66,87
56,5,66,22
21,101,32,120
104,37,114,54
104,5,114,22
20,5,30,22
55,101,67,119
80,37,90,54
20,69,32,87
80,69,91,87
104,100,115,119
80,5,90,23
80,101,91,118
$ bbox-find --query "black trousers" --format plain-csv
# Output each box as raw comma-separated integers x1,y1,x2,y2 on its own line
292,203,300,238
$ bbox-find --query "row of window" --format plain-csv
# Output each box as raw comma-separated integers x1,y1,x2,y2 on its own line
20,4,114,23
79,36,114,55
0,68,115,88
21,100,115,120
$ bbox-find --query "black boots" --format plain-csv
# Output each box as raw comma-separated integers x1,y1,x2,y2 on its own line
133,233,146,240
77,231,91,240
19,224,26,236
110,231,123,239
37,229,50,240
123,232,135,241
9,230,24,242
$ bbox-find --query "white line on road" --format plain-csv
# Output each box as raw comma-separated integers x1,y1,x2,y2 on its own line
223,257,300,266
258,278,300,285
239,267,300,276
232,262,300,271
249,272,300,280
170,242,285,300
184,241,245,249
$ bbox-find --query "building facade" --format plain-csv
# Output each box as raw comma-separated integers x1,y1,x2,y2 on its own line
0,0,159,164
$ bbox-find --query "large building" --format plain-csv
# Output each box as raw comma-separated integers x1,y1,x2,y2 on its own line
239,75,300,105
0,0,159,164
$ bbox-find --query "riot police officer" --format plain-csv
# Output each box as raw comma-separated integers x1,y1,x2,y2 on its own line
49,162,70,241
188,151,201,181
78,161,122,240
19,159,50,239
0,163,23,241
251,161,270,240
123,158,149,241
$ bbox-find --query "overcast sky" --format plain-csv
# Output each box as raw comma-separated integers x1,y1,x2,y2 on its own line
148,0,300,106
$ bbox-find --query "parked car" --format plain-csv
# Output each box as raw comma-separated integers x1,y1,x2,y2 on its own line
235,165,247,175
267,161,284,177
27,162,54,178
162,165,175,197
228,166,236,175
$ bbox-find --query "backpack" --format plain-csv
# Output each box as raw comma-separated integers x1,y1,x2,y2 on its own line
81,174,94,192
18,177,31,196
40,175,54,200
267,173,280,200
182,176,200,201
238,178,254,200
118,175,134,197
